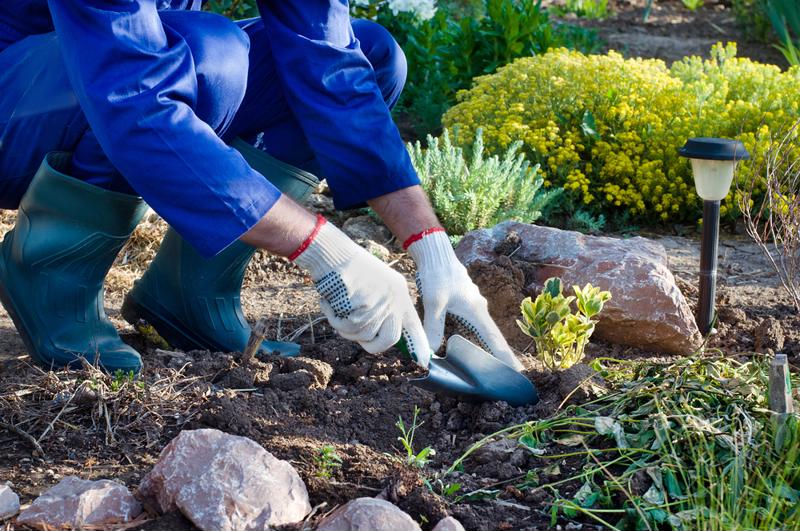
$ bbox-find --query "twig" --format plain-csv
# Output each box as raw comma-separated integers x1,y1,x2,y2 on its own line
37,385,79,444
0,420,44,455
243,317,270,363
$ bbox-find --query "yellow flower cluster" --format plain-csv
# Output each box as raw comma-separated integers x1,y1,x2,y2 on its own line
442,43,800,224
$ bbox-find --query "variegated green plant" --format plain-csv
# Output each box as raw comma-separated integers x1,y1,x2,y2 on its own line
517,277,611,370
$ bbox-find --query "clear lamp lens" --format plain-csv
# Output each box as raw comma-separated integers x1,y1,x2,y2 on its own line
690,159,737,201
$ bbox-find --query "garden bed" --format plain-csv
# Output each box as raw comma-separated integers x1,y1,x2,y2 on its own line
0,207,797,531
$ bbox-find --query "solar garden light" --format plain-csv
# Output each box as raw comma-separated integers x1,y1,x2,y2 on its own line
679,138,750,336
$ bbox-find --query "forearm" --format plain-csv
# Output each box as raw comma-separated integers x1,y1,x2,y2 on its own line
368,185,442,245
239,195,317,256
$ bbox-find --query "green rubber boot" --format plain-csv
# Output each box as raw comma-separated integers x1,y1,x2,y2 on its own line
0,152,147,373
121,139,320,356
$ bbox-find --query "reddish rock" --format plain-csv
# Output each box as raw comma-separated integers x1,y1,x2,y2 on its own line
433,517,467,531
0,483,19,520
316,498,421,531
457,222,702,355
139,429,310,531
16,476,141,529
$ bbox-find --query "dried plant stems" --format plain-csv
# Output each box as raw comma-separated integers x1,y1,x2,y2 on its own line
737,120,800,312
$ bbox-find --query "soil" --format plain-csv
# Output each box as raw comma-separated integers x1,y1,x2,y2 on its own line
552,0,786,67
1,195,797,530
0,8,795,523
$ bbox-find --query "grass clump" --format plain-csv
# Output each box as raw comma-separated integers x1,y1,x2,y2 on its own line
443,355,800,531
409,129,562,236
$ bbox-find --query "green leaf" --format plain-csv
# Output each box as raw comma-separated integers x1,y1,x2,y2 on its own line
595,416,629,448
580,109,601,140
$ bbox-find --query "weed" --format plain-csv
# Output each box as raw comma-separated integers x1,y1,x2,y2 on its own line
313,445,343,479
441,355,800,531
110,370,135,393
517,277,611,370
681,0,704,11
396,406,436,468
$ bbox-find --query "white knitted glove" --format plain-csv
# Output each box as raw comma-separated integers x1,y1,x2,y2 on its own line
292,217,431,367
407,229,523,371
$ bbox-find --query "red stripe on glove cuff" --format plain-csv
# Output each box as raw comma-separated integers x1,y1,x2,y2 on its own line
289,214,327,261
402,227,446,250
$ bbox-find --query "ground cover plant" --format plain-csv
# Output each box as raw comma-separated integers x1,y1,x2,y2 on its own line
436,355,800,531
444,43,800,227
408,129,562,236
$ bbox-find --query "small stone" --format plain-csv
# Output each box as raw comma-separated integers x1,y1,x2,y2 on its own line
343,215,392,244
139,429,310,531
0,483,20,520
433,516,467,531
316,498,421,531
16,477,141,529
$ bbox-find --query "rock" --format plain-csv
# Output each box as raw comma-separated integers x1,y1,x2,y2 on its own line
16,476,141,529
139,429,310,530
433,517,467,531
0,483,19,520
343,215,392,244
456,222,702,354
316,498,421,531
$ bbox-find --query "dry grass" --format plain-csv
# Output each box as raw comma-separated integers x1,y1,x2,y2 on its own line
0,358,210,456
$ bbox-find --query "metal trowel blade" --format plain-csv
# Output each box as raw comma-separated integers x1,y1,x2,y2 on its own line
411,335,539,406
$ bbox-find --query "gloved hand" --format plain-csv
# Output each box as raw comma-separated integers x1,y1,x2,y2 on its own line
406,229,524,371
292,216,432,367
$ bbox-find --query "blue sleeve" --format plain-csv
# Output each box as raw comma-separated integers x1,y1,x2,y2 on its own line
258,0,420,209
46,0,281,257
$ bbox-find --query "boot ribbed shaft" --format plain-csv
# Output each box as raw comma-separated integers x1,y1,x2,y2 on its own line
0,152,147,372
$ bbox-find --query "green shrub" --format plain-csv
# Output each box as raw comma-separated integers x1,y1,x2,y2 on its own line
443,43,800,225
372,0,601,137
732,0,772,42
408,129,562,236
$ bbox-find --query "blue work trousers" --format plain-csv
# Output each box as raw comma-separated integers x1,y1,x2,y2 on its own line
0,11,406,247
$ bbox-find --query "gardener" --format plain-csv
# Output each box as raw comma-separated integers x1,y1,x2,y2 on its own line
0,1,522,375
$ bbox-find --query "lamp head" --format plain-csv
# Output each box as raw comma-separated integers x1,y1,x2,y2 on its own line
679,138,750,201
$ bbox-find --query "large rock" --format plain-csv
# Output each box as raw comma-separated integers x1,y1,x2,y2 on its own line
0,483,19,520
342,215,392,244
316,498,421,531
139,429,310,531
16,476,141,530
456,222,701,354
433,517,467,531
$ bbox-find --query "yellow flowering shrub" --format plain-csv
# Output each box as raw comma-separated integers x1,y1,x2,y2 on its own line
443,43,800,224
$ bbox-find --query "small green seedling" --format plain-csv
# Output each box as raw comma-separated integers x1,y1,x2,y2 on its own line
111,370,135,392
517,278,611,370
396,406,435,468
313,445,342,479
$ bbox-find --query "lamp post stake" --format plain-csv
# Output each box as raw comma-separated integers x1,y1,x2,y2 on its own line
698,199,720,335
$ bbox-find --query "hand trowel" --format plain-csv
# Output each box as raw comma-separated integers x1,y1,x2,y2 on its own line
399,334,539,407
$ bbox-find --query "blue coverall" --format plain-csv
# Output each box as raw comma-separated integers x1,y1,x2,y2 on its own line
0,1,418,257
